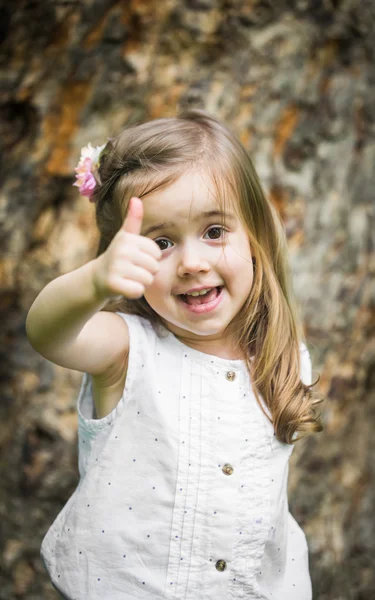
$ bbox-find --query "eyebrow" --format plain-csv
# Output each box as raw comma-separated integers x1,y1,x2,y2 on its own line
142,210,235,237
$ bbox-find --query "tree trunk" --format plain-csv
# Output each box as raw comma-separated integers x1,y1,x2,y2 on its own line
0,1,374,598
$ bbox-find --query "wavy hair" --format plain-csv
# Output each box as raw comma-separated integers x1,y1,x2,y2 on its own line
92,109,324,444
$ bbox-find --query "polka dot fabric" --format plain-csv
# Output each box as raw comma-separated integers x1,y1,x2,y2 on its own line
40,313,313,599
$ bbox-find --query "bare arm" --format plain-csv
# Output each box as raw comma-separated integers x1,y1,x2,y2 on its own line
26,260,130,374
26,197,161,376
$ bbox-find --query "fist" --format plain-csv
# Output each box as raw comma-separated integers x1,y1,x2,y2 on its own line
92,197,162,300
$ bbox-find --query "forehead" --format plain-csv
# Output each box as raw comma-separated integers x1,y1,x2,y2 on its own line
141,170,235,223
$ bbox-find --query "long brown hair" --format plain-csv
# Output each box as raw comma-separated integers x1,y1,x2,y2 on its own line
92,109,324,444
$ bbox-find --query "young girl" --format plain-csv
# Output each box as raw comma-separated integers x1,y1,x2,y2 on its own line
26,109,323,600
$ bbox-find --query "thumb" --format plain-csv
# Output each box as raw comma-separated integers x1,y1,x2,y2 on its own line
122,197,144,235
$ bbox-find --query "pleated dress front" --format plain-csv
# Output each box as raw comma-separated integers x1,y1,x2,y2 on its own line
41,313,313,600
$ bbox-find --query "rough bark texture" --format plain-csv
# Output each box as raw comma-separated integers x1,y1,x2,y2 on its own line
0,1,374,598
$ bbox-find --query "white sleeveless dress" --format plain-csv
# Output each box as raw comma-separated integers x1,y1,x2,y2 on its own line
41,313,313,599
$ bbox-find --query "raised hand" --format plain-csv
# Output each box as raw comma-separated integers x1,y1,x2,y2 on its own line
92,197,162,300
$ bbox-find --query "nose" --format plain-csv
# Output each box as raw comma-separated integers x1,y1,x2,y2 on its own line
176,240,211,278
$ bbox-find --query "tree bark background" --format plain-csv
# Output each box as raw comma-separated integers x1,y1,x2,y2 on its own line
0,0,374,598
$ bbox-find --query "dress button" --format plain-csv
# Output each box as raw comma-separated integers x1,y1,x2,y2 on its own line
226,371,236,381
222,463,234,476
215,559,227,572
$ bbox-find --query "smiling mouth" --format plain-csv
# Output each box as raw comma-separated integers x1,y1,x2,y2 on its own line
178,286,223,305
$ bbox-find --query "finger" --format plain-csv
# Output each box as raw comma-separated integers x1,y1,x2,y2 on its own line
117,264,155,287
122,197,143,235
121,249,160,275
110,264,155,297
125,237,162,262
113,278,145,299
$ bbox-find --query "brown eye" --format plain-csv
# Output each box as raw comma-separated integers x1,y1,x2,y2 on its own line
155,238,172,251
206,226,225,240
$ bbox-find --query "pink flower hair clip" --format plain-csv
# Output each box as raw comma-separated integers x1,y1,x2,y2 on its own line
73,142,106,201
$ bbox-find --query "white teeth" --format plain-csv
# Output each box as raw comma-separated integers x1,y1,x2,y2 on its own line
188,287,213,297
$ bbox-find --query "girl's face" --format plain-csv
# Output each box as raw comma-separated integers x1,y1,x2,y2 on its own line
140,170,254,358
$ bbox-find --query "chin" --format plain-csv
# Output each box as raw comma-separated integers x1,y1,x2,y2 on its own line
166,320,227,338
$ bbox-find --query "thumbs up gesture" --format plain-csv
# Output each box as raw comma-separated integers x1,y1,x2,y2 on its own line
92,197,162,301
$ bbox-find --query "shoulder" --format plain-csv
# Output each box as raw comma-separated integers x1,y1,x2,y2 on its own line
90,313,157,419
86,310,130,372
110,312,161,370
90,312,155,362
114,311,157,342
93,311,155,367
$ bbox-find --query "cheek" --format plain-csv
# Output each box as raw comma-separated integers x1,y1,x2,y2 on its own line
221,243,252,268
144,270,166,304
